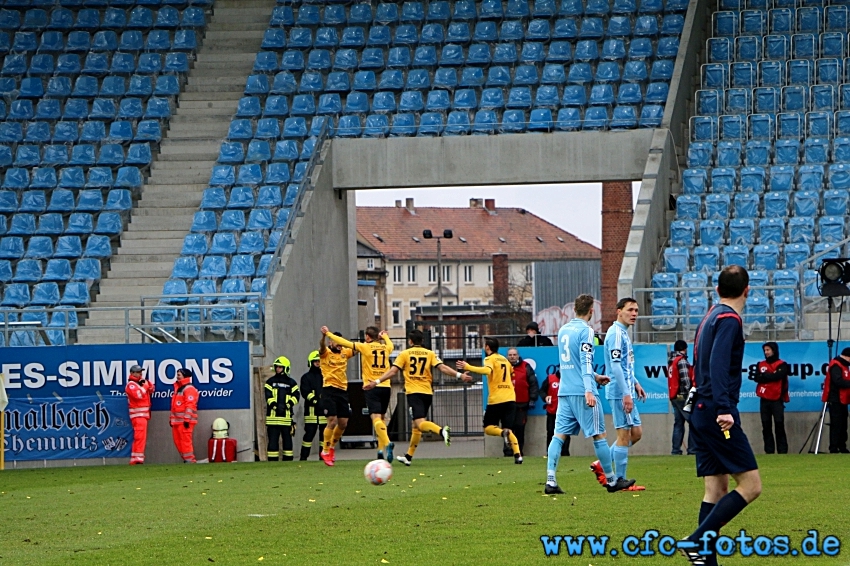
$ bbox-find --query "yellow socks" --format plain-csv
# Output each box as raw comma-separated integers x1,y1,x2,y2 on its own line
322,426,335,452
332,426,344,446
408,429,422,457
373,420,390,451
418,421,442,435
485,425,520,455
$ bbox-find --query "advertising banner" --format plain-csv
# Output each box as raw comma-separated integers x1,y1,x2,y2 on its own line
1,341,252,411
514,342,829,415
4,395,132,461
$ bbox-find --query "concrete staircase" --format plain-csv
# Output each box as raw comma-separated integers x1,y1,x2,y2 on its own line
76,0,275,344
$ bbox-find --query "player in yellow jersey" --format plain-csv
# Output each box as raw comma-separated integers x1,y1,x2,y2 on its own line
457,337,524,464
365,329,458,466
318,326,356,466
325,325,396,462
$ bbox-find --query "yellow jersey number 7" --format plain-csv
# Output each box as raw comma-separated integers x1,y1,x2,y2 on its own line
409,356,429,376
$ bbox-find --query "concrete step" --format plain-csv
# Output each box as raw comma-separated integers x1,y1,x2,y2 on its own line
183,83,249,93
178,99,242,110
113,253,189,263
196,53,257,64
120,218,195,231
167,122,233,133
205,24,269,33
177,91,245,102
151,161,217,171
144,183,207,192
120,232,187,241
136,199,201,209
204,30,267,41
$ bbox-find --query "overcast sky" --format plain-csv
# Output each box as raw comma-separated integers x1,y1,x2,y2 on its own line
355,182,641,249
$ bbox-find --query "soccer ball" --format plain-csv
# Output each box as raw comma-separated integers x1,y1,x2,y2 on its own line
364,459,393,485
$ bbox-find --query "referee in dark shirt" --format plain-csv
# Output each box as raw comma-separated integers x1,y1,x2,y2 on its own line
681,265,762,566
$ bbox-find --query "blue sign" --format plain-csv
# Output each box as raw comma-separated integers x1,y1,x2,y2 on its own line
2,342,251,411
4,396,132,461
515,342,828,415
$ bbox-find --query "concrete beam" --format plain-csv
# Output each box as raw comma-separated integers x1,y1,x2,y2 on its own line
332,130,655,189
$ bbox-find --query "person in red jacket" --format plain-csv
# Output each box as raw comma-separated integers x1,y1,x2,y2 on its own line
170,368,199,463
751,342,790,454
125,364,154,465
544,370,570,457
668,340,695,456
505,348,539,456
824,347,850,453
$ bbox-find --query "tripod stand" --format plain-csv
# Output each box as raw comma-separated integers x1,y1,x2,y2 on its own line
802,297,839,454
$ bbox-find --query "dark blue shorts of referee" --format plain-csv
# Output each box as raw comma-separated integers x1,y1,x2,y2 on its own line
690,398,758,477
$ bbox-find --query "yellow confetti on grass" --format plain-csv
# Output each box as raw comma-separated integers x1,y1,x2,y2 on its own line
381,559,390,563
218,480,223,483
308,499,316,502
258,557,264,561
442,497,447,500
205,537,212,540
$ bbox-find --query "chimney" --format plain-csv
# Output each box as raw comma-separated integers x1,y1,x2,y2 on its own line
405,197,415,214
484,198,496,214
395,200,402,208
492,253,509,306
469,198,484,208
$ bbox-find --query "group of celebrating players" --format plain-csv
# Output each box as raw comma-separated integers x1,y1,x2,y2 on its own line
262,264,758,565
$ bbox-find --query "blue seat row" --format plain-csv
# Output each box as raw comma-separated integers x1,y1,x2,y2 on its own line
0,281,91,308
663,241,844,273
0,165,143,189
0,119,161,143
0,233,112,260
10,74,186,100
200,184,299,210
676,189,850,220
0,188,132,214
271,0,689,28
0,211,124,237
171,253,279,279
0,96,171,121
1,28,198,54
669,216,846,247
247,46,678,74
708,33,850,64
683,161,850,193
0,143,152,167
189,207,292,233
713,7,850,38
260,17,683,50
181,230,289,256
161,274,269,301
686,138,850,168
0,6,206,31
1,51,192,78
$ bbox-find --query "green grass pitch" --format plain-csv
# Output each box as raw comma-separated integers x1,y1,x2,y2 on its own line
1,454,847,565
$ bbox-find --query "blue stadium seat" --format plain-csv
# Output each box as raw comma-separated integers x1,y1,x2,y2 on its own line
788,216,815,245
819,216,846,243
651,272,677,300
752,244,779,271
824,189,849,215
651,297,678,330
693,245,720,272
663,246,689,273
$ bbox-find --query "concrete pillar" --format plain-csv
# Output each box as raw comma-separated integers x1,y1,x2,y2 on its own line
601,181,633,329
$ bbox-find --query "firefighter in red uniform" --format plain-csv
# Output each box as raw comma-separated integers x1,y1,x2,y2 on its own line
544,370,570,456
170,368,199,463
752,342,790,454
824,347,850,453
125,364,154,465
505,348,539,456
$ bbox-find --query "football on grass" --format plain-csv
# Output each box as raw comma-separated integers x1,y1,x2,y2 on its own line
364,459,393,485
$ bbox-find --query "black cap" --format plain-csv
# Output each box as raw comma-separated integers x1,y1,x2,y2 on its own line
842,347,850,358
673,340,687,352
179,368,193,379
526,321,540,332
129,365,143,373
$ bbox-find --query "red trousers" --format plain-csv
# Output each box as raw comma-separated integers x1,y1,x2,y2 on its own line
130,418,148,464
172,423,196,463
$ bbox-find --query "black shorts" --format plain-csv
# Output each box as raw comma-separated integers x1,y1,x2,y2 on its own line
690,400,758,477
483,401,517,428
322,386,351,419
365,387,391,415
407,393,433,420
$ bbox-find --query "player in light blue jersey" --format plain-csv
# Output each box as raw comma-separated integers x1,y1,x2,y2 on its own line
592,297,647,491
544,294,636,495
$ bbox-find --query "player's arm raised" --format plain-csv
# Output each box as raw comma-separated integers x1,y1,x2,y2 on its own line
319,326,329,355
325,331,356,350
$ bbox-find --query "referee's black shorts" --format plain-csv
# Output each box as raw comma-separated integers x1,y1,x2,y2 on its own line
364,387,391,415
483,401,517,428
690,399,758,477
406,393,432,420
321,386,351,419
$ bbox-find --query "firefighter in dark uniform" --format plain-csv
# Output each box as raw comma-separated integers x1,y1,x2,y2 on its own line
299,350,327,461
265,356,300,461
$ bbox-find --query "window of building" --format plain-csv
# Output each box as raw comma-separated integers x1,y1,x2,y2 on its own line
409,300,419,316
525,264,533,281
463,265,474,283
392,301,401,326
463,299,481,306
366,258,374,270
407,265,417,283
487,265,493,283
443,265,451,283
428,265,438,283
392,265,402,283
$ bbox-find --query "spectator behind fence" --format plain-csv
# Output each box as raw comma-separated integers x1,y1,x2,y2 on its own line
505,348,539,456
516,321,554,347
668,340,695,455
